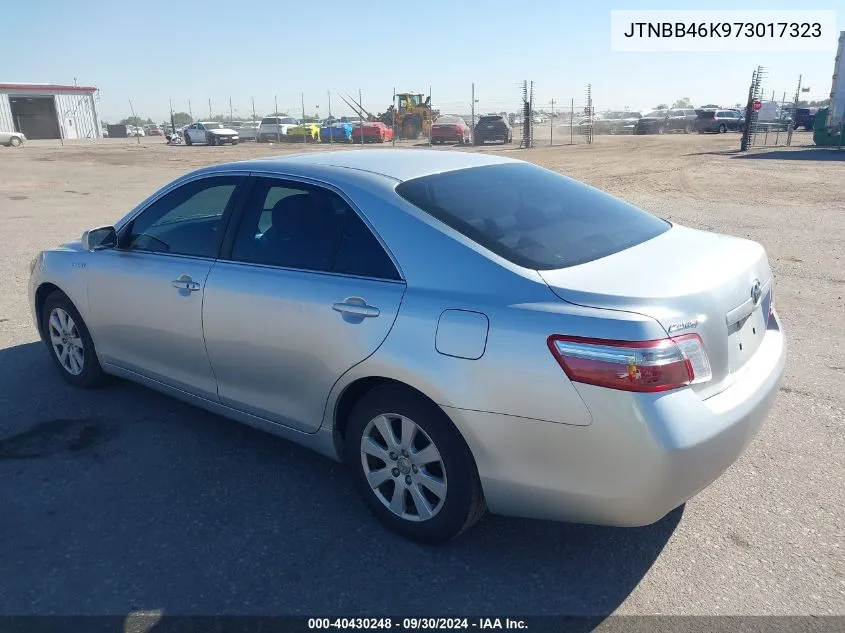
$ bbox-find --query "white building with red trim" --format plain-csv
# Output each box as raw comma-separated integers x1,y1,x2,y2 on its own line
0,83,101,140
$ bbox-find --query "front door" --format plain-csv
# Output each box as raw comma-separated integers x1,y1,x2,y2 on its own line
87,175,245,399
202,177,406,432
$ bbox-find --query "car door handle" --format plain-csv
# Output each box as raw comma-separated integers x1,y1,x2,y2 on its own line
172,278,201,291
332,298,380,318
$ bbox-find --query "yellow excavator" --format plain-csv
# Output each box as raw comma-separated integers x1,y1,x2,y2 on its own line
338,91,437,139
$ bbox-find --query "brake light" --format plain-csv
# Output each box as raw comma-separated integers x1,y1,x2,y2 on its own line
547,334,712,393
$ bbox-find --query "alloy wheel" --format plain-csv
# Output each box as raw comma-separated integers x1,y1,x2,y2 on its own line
48,308,84,375
360,413,447,522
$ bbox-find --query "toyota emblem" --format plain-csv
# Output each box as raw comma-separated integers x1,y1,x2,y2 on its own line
751,279,762,304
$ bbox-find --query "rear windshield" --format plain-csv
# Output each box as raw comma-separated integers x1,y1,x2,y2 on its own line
479,116,504,123
261,117,279,124
697,111,716,119
395,163,670,270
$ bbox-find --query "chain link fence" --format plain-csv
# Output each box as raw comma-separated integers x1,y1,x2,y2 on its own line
105,73,828,151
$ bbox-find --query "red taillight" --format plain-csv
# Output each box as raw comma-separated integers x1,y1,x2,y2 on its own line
547,334,712,393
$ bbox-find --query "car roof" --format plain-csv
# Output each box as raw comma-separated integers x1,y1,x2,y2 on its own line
246,149,516,182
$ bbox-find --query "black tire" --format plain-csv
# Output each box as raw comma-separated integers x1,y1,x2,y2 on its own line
10,136,23,147
718,124,727,134
232,139,238,145
40,291,106,388
184,133,192,146
345,384,486,544
206,134,215,146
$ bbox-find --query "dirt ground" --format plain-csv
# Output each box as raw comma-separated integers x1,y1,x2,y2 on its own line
0,132,843,617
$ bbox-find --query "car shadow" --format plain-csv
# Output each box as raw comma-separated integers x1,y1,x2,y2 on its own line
0,341,682,620
731,148,845,161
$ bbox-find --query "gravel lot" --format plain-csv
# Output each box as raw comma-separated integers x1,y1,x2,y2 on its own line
0,134,843,617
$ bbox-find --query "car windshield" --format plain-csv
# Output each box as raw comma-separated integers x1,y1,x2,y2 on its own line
479,116,503,123
280,117,298,124
202,122,222,130
396,163,670,270
435,116,462,125
644,110,665,117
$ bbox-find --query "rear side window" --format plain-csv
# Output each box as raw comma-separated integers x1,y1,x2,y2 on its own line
395,163,670,270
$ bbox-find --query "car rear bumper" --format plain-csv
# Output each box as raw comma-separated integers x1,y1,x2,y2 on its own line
445,315,786,526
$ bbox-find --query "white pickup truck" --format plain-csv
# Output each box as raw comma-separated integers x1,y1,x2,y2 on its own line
184,121,239,146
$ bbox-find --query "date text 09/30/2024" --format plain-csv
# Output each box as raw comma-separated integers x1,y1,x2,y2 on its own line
308,618,528,630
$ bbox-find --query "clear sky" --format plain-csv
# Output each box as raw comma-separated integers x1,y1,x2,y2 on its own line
0,0,839,122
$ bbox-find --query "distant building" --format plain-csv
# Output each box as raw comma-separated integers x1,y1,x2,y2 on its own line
0,83,101,140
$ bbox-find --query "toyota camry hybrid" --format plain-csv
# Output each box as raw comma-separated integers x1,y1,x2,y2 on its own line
29,150,786,543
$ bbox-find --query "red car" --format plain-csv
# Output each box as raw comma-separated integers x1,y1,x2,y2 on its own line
146,126,165,136
351,122,393,143
430,115,470,145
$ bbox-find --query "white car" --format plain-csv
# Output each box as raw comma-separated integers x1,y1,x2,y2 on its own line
1,130,26,147
257,116,299,142
183,122,239,146
126,126,145,137
235,121,260,141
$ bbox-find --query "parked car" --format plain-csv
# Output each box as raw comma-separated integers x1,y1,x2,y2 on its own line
29,149,786,544
694,109,745,133
126,126,145,137
146,126,165,136
430,115,471,145
1,130,26,147
635,108,698,134
351,122,393,143
235,121,260,141
257,116,299,142
793,107,818,131
286,122,321,142
473,114,512,144
320,121,354,143
184,122,239,146
584,111,642,135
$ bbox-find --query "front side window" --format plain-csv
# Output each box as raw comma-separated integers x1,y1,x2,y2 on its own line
120,177,241,257
230,178,399,279
396,163,670,270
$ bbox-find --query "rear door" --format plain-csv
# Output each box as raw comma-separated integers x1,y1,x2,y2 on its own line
202,176,406,432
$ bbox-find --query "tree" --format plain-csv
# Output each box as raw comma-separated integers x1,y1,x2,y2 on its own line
171,112,192,126
672,97,692,108
654,103,668,110
119,116,146,127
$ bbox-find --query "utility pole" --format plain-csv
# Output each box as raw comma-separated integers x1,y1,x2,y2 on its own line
129,99,140,145
428,84,432,147
188,99,193,122
471,83,475,144
570,98,574,145
252,97,256,123
229,97,233,124
787,74,803,147
328,90,333,146
392,87,396,147
274,95,280,142
208,98,212,120
550,98,555,146
301,92,306,143
359,88,364,145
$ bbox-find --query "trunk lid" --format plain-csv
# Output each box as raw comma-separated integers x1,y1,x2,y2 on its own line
539,225,773,398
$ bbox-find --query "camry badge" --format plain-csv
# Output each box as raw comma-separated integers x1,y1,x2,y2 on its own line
667,319,698,334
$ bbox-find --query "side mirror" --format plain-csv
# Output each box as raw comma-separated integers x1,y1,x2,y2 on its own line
82,226,117,251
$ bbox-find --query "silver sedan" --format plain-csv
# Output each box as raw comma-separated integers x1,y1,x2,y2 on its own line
28,150,786,543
